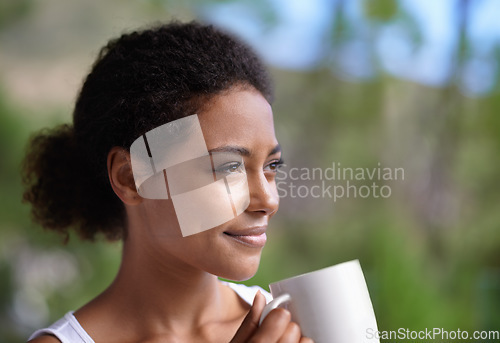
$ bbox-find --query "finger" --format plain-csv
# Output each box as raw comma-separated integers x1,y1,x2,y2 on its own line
249,308,291,342
299,337,314,343
277,321,301,343
230,291,266,342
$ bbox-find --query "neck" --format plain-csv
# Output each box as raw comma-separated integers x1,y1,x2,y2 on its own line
74,205,250,342
105,238,226,330
75,236,243,343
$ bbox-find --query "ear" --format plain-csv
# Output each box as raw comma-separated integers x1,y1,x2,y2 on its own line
107,147,142,205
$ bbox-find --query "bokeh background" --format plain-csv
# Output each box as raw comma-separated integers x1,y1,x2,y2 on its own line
1,0,499,341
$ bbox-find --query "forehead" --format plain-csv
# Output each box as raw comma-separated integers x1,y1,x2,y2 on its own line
197,88,276,149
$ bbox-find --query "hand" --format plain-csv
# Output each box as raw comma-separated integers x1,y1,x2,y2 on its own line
230,291,314,343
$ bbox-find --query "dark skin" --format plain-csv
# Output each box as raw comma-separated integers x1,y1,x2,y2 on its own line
29,86,313,343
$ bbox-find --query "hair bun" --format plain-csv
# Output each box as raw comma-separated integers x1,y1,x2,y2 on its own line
21,124,123,240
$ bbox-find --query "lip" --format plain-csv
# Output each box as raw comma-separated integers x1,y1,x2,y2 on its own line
223,226,267,248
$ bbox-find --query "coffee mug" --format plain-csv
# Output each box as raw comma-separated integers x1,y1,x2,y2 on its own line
259,260,379,343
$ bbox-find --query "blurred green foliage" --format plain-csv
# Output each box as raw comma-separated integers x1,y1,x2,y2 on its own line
1,0,499,342
0,0,33,30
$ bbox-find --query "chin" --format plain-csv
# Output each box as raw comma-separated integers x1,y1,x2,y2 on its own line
215,253,262,282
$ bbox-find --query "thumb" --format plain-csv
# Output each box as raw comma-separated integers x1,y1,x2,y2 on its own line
230,291,266,342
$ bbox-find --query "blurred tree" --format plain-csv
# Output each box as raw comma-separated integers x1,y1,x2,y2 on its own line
1,0,500,342
363,0,399,22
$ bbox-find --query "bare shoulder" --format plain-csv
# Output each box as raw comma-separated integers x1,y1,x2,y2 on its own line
28,335,61,343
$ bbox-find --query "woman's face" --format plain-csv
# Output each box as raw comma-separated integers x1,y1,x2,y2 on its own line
131,86,281,281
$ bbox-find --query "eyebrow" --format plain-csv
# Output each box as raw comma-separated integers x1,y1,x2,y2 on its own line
209,143,281,157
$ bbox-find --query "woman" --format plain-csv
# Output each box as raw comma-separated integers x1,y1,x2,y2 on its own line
24,21,312,342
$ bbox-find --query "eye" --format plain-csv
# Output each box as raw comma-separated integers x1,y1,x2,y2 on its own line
215,161,244,175
264,158,285,173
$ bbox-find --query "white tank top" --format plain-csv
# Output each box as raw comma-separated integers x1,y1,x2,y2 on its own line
28,282,272,343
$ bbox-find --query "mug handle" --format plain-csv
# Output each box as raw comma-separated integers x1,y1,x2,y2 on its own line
259,293,292,325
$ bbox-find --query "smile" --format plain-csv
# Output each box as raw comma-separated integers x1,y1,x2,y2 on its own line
223,227,267,248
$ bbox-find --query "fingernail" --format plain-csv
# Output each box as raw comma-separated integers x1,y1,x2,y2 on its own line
253,290,261,305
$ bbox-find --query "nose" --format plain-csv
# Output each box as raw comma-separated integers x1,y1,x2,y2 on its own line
245,171,279,216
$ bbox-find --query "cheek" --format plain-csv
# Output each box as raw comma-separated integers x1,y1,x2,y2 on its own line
169,177,248,237
141,199,183,238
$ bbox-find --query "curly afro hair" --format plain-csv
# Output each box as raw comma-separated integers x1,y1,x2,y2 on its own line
22,21,273,241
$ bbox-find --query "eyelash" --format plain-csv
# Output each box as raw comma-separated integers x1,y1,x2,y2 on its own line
214,162,244,174
265,158,285,173
214,158,285,175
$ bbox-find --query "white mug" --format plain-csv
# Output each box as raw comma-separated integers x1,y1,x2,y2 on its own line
260,260,379,343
